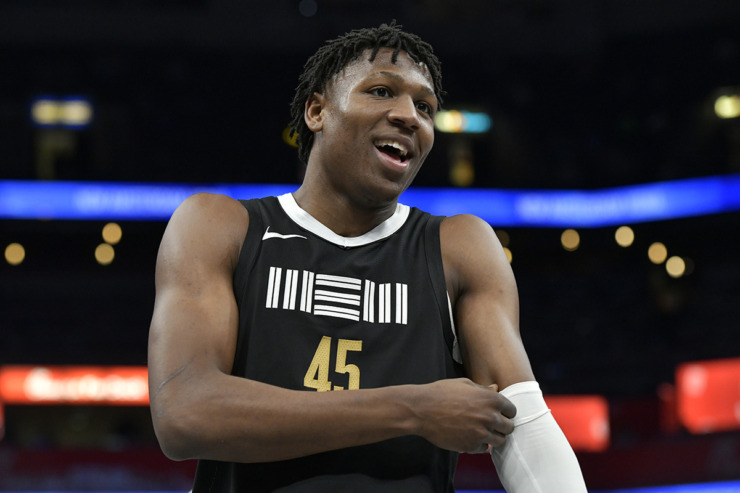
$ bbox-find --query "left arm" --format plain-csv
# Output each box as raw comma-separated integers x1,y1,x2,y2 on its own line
441,214,532,388
441,214,587,492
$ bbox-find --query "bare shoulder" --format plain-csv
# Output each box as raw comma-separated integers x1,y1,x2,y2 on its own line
158,193,250,278
169,192,248,234
440,213,498,247
439,214,511,295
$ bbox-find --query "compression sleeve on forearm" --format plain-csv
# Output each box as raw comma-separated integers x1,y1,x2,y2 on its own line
490,381,587,493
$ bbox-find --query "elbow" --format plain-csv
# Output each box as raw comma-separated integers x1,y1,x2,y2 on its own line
153,420,193,462
150,396,203,461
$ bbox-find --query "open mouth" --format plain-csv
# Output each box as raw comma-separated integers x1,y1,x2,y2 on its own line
374,139,410,164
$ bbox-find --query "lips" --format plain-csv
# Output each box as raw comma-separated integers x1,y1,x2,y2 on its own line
374,139,409,160
373,137,414,169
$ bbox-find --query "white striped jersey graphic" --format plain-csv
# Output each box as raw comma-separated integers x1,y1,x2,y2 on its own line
265,267,408,324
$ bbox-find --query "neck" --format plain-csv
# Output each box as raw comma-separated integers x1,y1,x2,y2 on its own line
292,183,399,238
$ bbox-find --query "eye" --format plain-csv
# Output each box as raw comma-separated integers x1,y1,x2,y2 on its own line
369,87,391,98
416,101,434,115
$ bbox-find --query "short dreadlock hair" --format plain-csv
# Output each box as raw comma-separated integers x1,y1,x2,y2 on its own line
289,21,444,164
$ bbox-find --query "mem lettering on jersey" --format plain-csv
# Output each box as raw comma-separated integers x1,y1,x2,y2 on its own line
265,267,408,325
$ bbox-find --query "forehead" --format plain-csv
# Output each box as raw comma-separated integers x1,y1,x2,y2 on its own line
329,47,435,96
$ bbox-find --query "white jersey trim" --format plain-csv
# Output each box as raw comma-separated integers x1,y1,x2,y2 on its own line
277,193,411,248
447,293,462,364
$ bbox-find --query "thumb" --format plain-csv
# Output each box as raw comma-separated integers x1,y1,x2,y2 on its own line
488,383,499,392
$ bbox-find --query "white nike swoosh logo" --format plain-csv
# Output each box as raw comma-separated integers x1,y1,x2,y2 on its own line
262,226,308,241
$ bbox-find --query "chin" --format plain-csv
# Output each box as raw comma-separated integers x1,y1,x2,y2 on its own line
355,181,407,209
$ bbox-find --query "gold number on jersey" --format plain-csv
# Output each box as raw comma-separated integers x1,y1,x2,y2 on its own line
304,336,333,392
303,336,362,391
334,339,362,390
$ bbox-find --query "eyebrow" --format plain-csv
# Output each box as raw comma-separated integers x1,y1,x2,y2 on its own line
369,71,437,99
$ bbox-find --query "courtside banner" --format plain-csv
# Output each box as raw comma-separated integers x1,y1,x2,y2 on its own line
0,366,149,405
545,395,610,452
676,358,740,434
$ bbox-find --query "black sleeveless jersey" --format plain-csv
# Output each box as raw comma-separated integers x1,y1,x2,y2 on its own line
192,194,464,492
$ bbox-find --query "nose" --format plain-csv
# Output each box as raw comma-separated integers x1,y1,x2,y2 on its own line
387,95,421,131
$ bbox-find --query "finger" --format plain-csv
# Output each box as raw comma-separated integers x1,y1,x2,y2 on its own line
498,395,517,419
494,417,516,436
488,383,499,392
488,431,508,449
468,442,491,454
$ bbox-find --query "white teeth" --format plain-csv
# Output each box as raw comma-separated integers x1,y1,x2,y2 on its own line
375,140,409,158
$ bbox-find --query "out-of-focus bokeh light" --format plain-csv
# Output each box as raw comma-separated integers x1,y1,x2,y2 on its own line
282,126,298,148
30,99,59,126
561,229,580,251
102,222,123,245
666,256,686,278
714,94,740,119
30,97,93,129
434,110,492,133
60,99,93,126
95,243,115,265
5,243,25,266
648,242,668,264
615,226,635,247
503,247,513,264
450,158,474,187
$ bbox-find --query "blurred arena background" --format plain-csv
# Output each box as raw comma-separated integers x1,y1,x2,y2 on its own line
1,0,740,490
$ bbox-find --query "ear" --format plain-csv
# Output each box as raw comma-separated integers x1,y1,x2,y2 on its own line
304,92,326,133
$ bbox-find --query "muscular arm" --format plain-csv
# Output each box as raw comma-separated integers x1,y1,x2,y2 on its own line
441,214,534,388
442,214,587,492
148,194,514,464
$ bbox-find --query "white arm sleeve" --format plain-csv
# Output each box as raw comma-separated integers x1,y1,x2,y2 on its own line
490,381,587,493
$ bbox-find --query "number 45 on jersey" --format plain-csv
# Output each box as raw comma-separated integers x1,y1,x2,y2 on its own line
304,336,362,391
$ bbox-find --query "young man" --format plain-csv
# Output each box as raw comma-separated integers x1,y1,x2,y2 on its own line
148,22,587,492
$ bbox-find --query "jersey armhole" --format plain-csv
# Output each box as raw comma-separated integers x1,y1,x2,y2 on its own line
230,198,266,376
233,199,264,296
423,214,462,365
446,293,462,364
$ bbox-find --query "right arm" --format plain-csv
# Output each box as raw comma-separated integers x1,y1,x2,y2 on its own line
147,193,515,463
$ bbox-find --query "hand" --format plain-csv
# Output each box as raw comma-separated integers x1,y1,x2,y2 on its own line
412,378,516,453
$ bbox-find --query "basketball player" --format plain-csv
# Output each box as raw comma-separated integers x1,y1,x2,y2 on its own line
148,22,587,492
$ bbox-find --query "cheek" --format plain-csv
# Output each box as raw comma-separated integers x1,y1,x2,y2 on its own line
326,109,363,140
420,125,435,156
